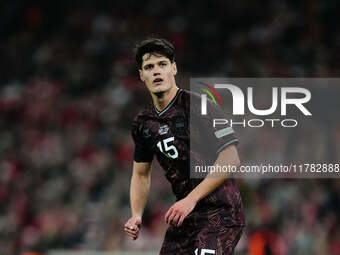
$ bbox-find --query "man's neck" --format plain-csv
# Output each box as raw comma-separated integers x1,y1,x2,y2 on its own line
152,86,179,112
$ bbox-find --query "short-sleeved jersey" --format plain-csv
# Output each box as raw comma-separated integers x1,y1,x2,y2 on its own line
131,89,244,225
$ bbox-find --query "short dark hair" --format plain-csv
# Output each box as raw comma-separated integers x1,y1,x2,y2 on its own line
134,38,175,69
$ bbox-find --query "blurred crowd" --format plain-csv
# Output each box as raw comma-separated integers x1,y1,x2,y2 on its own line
0,0,339,255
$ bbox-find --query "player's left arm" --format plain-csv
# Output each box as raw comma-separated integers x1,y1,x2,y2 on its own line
165,145,240,227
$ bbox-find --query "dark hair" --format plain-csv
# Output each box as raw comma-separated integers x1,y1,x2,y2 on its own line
134,38,175,69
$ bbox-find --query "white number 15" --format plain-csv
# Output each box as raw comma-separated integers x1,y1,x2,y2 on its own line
195,248,216,255
156,137,178,159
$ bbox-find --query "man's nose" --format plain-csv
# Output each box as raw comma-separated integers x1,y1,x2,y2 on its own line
152,65,161,75
153,70,161,76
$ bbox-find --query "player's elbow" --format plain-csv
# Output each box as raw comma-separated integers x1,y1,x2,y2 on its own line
133,169,151,181
231,146,240,167
219,145,240,167
232,149,241,167
133,161,152,177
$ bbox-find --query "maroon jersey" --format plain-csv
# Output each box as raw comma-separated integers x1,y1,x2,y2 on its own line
131,89,244,226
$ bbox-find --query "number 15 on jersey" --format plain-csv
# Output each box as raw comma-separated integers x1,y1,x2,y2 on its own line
157,137,178,159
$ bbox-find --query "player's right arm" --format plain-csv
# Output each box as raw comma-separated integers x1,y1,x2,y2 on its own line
124,160,152,240
126,114,154,240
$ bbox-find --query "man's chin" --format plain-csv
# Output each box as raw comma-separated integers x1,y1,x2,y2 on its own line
152,86,167,95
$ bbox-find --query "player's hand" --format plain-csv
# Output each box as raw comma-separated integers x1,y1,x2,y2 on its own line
124,215,142,240
165,197,197,227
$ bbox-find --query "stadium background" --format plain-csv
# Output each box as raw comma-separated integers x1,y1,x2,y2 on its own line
0,0,339,254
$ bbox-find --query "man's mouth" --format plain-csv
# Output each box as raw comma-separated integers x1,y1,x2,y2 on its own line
153,78,163,84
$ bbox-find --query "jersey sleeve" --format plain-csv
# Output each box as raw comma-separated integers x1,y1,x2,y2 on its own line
131,116,154,163
200,101,239,155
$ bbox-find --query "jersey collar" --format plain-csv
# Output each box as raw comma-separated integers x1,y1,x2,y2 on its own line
153,88,182,116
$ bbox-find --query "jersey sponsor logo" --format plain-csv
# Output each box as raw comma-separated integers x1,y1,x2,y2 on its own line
159,125,169,135
214,127,234,138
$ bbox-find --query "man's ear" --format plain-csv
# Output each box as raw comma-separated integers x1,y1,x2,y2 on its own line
139,69,144,82
172,62,177,75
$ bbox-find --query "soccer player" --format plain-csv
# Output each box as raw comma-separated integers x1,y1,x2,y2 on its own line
124,38,245,255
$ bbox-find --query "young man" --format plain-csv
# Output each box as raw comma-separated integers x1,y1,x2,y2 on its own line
124,38,245,255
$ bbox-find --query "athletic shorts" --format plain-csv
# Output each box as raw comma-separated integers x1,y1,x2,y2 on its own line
159,207,245,255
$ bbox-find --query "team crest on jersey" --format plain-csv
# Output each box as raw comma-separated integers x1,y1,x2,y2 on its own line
143,128,151,138
158,125,169,135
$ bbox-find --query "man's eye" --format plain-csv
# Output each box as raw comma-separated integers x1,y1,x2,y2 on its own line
145,65,152,70
160,62,167,67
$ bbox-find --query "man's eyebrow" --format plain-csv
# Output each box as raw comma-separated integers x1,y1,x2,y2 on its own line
142,59,169,68
143,63,154,68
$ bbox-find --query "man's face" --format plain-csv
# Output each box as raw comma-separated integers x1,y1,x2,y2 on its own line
139,53,177,94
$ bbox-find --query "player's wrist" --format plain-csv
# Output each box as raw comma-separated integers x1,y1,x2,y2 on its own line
186,193,200,204
132,213,142,219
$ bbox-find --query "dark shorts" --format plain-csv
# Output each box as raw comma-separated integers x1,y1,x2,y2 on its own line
159,208,245,255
